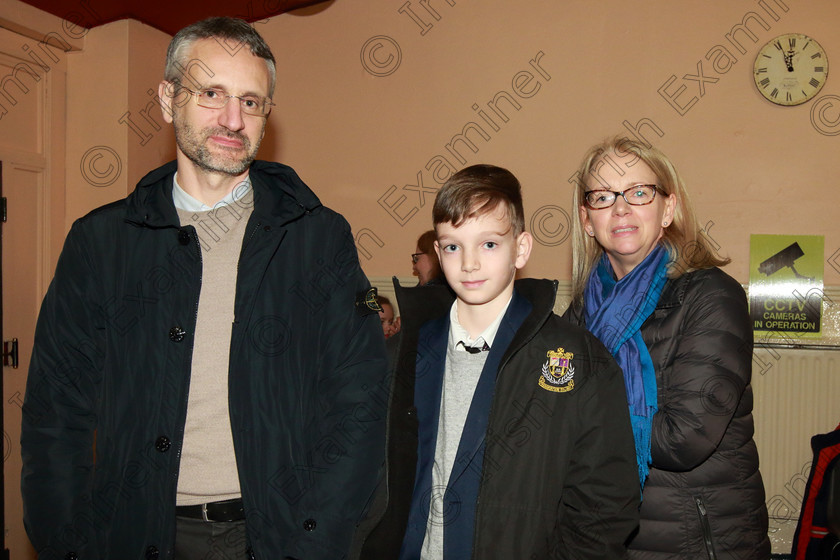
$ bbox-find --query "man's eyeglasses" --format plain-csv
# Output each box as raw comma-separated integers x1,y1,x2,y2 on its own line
584,185,661,210
176,84,275,117
411,252,425,264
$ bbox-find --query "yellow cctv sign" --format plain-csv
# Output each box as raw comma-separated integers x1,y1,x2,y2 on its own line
749,234,824,335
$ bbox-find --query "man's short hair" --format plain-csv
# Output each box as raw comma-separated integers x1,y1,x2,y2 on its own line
164,17,277,97
433,164,525,236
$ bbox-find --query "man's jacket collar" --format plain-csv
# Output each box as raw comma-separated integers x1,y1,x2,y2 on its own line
125,160,322,228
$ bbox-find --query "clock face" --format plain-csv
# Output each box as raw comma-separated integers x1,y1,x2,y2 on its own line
753,33,828,106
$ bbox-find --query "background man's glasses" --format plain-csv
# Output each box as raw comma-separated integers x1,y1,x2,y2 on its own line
584,184,661,210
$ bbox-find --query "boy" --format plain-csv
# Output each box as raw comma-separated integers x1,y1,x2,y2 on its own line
355,165,639,559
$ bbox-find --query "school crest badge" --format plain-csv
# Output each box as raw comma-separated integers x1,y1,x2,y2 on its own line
539,347,575,393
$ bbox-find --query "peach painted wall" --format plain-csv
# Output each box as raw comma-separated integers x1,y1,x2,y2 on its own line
65,19,173,230
126,22,176,191
59,1,840,289
255,0,840,288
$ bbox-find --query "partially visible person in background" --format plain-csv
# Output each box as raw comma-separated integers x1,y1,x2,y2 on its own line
377,295,400,339
412,230,445,286
377,294,401,369
564,135,770,559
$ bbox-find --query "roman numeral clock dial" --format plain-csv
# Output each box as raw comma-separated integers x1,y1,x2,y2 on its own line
754,33,828,106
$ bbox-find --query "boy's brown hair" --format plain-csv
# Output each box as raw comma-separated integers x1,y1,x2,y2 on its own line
433,164,525,235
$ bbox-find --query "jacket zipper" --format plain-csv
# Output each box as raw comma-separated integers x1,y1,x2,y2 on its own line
240,221,262,260
233,220,261,319
694,495,717,560
172,228,203,497
471,302,553,554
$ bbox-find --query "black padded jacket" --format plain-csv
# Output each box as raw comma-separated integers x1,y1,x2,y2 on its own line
21,160,388,560
566,267,770,559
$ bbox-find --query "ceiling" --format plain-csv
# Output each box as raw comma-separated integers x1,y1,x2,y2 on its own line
17,0,331,36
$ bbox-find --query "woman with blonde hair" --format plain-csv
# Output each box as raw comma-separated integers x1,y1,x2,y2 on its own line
565,136,770,559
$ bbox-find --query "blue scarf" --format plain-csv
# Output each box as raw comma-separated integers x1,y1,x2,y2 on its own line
583,246,669,490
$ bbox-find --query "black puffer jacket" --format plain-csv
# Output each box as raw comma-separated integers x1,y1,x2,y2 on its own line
566,267,770,559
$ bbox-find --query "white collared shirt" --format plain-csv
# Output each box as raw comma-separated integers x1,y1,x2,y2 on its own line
448,296,510,353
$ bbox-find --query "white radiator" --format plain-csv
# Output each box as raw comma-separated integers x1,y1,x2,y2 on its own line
753,347,840,553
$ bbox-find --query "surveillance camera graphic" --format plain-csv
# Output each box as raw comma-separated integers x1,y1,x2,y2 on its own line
758,242,814,282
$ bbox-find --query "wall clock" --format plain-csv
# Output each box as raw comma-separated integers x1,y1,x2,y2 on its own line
753,33,828,106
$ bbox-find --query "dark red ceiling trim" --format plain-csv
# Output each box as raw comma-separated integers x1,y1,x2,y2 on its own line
18,0,329,36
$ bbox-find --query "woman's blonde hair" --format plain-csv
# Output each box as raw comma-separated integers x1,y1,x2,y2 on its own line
570,136,729,302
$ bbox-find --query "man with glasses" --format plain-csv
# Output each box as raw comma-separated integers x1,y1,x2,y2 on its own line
21,17,387,560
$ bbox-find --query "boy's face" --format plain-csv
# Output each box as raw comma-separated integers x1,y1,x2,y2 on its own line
435,205,532,311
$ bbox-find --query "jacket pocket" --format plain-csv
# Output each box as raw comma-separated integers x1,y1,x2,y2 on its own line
694,495,718,560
